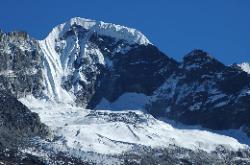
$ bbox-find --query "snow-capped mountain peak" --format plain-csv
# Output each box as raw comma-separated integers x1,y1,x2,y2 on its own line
44,17,151,46
38,17,152,104
238,62,250,74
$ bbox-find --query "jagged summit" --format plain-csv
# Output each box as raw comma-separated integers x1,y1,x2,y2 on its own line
182,49,224,71
43,17,151,46
37,17,156,104
183,49,214,61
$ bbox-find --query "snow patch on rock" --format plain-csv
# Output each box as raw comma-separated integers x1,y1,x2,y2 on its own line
239,62,250,74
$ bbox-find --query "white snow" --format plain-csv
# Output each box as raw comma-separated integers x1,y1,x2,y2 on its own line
39,37,75,103
0,70,16,77
183,63,201,70
42,17,150,47
0,68,38,78
39,22,99,103
209,92,227,102
1,45,12,54
239,88,250,97
238,62,250,74
18,43,33,52
19,96,248,158
96,21,150,45
189,102,203,111
53,17,151,45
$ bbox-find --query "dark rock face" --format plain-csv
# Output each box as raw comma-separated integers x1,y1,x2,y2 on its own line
181,49,225,81
86,36,178,108
0,90,50,149
146,49,250,135
2,142,249,165
0,31,44,98
0,148,45,165
218,65,250,94
122,146,250,165
85,111,149,124
0,147,91,165
101,45,177,100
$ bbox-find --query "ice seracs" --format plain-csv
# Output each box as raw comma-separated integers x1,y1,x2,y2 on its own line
45,17,151,46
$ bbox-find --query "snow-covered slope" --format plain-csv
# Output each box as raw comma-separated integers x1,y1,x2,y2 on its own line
39,17,151,104
20,96,248,158
239,62,250,74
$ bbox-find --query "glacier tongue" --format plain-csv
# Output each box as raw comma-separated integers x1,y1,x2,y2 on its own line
20,96,248,157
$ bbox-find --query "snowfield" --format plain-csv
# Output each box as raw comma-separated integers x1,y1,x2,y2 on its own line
19,96,248,160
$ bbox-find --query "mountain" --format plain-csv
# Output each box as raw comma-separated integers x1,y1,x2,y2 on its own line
147,50,250,136
38,17,178,108
1,17,250,164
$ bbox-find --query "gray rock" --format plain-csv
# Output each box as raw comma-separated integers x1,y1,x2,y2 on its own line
0,90,50,149
0,31,44,98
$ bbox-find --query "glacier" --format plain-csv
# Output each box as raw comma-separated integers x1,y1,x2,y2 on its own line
19,96,248,161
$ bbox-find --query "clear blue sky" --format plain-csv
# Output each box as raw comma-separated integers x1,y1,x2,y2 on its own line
1,0,249,64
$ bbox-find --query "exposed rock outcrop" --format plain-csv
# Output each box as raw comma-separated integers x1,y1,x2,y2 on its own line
0,91,50,148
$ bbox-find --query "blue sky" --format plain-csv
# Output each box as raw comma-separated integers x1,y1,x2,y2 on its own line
0,0,249,64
